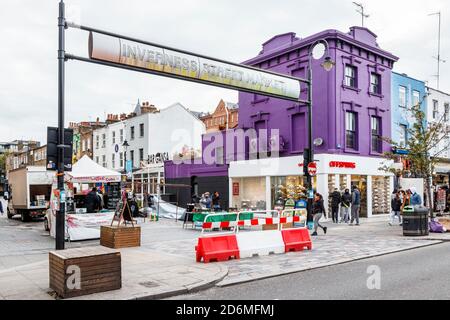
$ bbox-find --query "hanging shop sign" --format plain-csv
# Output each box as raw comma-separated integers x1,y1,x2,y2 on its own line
329,161,356,169
88,32,302,101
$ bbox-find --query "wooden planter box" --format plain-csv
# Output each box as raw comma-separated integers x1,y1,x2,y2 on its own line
49,246,121,299
100,225,141,249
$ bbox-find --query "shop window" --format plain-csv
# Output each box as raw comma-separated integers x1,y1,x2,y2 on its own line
345,112,357,150
371,116,382,153
271,176,315,210
232,177,266,211
372,176,390,215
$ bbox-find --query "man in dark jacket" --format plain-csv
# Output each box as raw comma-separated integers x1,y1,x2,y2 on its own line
85,187,100,213
340,189,352,223
329,188,341,223
350,185,361,226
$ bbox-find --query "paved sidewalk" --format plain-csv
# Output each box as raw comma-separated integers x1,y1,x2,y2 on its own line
0,215,446,299
0,246,227,300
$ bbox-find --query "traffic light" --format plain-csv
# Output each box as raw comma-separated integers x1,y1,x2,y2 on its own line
46,127,74,171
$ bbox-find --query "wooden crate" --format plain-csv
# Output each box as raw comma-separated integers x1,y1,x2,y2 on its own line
49,246,121,299
100,225,141,249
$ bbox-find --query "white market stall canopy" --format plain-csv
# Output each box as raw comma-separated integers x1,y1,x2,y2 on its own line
67,155,121,183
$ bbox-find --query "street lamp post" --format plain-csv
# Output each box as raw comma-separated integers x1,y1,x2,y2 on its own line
56,0,66,250
305,40,334,224
122,140,130,175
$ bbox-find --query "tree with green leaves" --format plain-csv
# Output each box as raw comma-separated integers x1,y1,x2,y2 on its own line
380,98,449,218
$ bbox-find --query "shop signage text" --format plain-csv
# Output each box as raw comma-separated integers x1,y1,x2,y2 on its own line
89,32,302,101
329,161,356,169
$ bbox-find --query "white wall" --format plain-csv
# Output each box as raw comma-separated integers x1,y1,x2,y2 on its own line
93,121,126,171
427,87,450,160
94,102,205,171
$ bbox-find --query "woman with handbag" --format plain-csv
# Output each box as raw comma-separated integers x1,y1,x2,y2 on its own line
312,193,328,236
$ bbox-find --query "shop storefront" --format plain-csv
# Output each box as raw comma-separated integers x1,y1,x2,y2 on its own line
229,154,394,218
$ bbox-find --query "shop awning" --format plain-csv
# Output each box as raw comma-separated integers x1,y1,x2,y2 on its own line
67,155,122,183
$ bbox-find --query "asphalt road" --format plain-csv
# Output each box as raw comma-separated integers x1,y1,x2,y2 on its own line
170,242,450,300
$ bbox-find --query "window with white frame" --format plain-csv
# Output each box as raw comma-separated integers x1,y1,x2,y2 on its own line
344,65,357,88
399,124,407,148
412,90,420,107
112,131,116,144
120,129,124,143
96,156,99,164
119,152,124,167
102,155,106,167
371,116,382,153
112,153,115,169
130,126,135,140
345,112,357,150
102,134,106,148
370,73,381,95
95,135,99,149
433,100,439,119
399,86,406,107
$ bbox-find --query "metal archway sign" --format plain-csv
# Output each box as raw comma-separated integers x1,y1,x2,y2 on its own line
54,0,310,250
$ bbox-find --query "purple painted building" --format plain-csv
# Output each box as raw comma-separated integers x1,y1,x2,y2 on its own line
239,26,398,157
165,26,399,217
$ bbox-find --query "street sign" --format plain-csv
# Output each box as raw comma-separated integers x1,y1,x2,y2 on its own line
88,32,302,101
307,162,317,176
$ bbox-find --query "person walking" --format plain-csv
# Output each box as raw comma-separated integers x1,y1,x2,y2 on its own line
85,187,101,213
311,193,327,236
329,188,341,223
350,185,361,226
212,191,221,212
340,189,352,223
390,191,402,226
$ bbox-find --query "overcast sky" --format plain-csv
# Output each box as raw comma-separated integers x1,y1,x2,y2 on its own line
0,0,449,144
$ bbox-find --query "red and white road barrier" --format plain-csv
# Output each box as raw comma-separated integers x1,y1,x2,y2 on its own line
195,212,312,263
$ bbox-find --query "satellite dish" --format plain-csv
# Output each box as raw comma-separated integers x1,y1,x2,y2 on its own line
314,138,324,146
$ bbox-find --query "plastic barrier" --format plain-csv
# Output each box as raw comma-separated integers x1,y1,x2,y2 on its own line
281,208,307,228
201,212,242,234
236,230,285,258
195,234,240,263
281,228,312,252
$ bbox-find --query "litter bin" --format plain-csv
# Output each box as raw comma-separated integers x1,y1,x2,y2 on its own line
402,205,429,236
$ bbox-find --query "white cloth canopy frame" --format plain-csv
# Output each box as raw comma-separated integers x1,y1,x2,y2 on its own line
66,155,121,183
